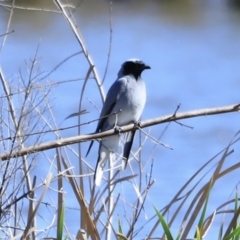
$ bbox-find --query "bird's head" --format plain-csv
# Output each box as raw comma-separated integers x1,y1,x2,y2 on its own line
118,59,151,79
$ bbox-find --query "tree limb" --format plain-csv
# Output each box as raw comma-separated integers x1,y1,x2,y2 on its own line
0,103,239,161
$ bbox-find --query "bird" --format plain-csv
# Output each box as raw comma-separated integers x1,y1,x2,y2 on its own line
86,58,150,186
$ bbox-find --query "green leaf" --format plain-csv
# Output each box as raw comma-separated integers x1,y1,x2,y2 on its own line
57,203,65,240
118,216,123,235
196,227,201,240
195,178,213,238
223,226,240,240
153,205,173,240
118,217,125,240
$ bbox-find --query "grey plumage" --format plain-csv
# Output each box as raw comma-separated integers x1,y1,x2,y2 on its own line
86,59,150,186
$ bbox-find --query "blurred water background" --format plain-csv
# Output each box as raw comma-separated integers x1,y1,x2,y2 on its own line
1,0,240,239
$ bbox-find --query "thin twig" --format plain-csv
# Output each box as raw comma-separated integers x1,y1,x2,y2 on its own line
53,0,105,101
0,77,89,99
101,2,113,85
0,0,15,51
39,51,83,81
0,30,14,38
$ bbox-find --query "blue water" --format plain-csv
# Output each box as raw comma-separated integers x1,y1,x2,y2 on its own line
1,0,240,239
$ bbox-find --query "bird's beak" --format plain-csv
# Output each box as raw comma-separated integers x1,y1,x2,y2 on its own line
143,64,151,70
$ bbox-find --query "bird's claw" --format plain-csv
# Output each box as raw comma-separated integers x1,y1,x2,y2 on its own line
133,120,141,128
114,126,122,136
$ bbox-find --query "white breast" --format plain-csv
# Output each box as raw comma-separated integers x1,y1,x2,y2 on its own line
110,77,146,126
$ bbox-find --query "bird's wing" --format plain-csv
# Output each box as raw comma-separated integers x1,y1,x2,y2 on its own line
86,77,128,157
122,130,136,170
98,77,128,129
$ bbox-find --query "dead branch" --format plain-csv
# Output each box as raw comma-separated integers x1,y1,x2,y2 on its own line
0,103,239,161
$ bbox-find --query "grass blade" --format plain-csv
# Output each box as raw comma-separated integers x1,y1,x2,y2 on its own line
153,205,173,240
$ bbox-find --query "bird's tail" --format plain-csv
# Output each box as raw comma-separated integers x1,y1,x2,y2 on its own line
122,130,136,170
94,160,105,186
94,150,116,186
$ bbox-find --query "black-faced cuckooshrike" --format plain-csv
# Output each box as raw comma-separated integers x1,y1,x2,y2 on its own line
86,59,150,186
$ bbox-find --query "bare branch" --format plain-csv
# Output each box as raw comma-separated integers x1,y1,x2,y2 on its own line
0,103,240,161
53,0,105,101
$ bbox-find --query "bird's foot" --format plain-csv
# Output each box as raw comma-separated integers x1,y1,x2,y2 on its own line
114,125,122,136
133,120,142,128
